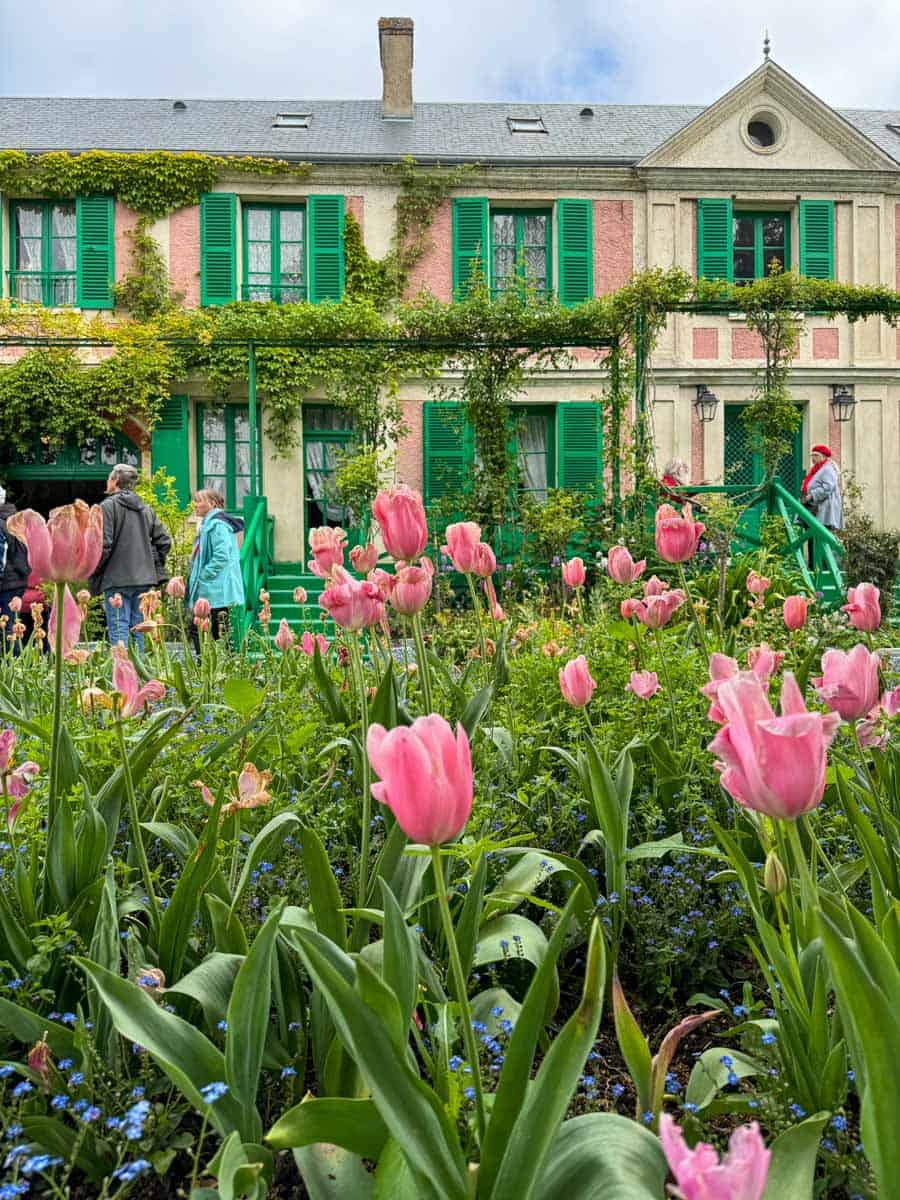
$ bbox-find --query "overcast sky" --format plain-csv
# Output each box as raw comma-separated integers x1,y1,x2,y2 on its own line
2,0,899,109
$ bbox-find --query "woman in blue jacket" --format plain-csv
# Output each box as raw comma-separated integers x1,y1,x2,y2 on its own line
187,489,245,649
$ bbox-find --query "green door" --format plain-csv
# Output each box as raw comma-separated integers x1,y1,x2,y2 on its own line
302,406,360,545
723,406,803,546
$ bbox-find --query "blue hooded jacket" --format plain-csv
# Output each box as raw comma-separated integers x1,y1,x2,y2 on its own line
187,510,245,609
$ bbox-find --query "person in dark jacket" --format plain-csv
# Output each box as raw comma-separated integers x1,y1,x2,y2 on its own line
0,489,31,651
89,464,171,651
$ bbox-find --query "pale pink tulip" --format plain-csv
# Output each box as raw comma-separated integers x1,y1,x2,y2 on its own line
659,1113,770,1200
274,619,296,652
350,543,379,575
626,670,660,699
319,566,383,630
48,585,82,659
372,486,428,562
307,526,347,578
300,630,330,657
233,763,272,812
442,522,482,573
746,570,771,596
841,582,881,632
561,557,586,589
369,567,396,600
702,649,781,724
6,759,39,827
654,503,704,564
0,730,15,776
709,672,840,820
559,656,597,708
746,644,784,676
783,595,808,631
367,714,472,844
624,589,686,630
606,545,646,584
7,500,103,583
643,575,669,597
390,558,433,616
165,577,186,600
620,597,643,620
883,686,900,718
109,593,123,610
193,597,211,619
293,586,308,605
814,645,881,721
472,542,496,579
112,655,167,718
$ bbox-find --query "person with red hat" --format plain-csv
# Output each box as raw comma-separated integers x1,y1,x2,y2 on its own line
801,444,843,532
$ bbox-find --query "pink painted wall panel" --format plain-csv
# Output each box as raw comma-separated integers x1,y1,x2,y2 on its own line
692,328,718,359
114,202,140,283
346,195,364,235
731,328,765,359
812,328,839,359
594,199,633,294
395,397,424,492
168,205,201,307
405,200,452,302
691,402,704,484
827,408,842,464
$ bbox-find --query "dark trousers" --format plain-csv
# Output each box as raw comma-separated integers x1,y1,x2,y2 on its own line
189,606,230,653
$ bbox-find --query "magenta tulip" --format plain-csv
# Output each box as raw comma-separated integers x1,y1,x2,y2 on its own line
319,566,384,631
654,503,704,564
390,558,434,616
659,1113,770,1200
48,584,82,660
367,714,472,844
606,545,646,584
274,619,296,652
841,582,881,632
562,557,586,588
307,526,347,579
626,670,660,699
349,543,379,575
112,655,167,718
709,671,840,820
559,656,596,708
372,485,428,562
442,522,482,573
7,500,103,583
814,645,881,721
783,595,808,631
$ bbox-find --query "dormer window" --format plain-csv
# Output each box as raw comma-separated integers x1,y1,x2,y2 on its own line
507,116,547,134
273,113,310,128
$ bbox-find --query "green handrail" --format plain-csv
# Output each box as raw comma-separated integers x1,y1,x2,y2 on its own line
768,479,844,600
234,496,274,642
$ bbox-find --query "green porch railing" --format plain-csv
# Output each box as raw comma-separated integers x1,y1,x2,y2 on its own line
233,495,274,643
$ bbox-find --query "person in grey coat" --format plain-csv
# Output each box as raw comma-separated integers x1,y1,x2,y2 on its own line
88,464,171,651
801,444,843,531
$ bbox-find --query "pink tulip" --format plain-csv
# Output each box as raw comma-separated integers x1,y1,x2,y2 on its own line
109,593,123,610
390,557,434,616
607,545,646,584
783,595,808,631
623,589,686,630
367,714,473,844
6,761,39,829
319,566,384,630
472,542,496,579
562,557,586,588
702,650,780,724
620,597,643,620
8,596,22,614
559,656,596,708
709,672,840,819
814,645,881,721
659,1113,770,1200
112,654,167,718
0,730,15,775
234,763,272,811
300,631,329,657
746,643,784,676
442,522,482,573
274,619,296,652
883,686,900,718
7,500,103,583
643,575,669,597
372,486,428,562
48,584,82,659
481,575,505,622
654,503,704,564
626,670,660,699
193,597,211,619
307,526,347,578
369,568,396,600
293,586,308,605
841,582,881,632
165,577,185,600
746,570,771,596
350,543,379,575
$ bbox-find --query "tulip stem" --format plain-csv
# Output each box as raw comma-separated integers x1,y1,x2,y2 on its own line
784,817,816,918
349,635,372,910
677,563,709,660
115,714,160,934
48,581,65,831
465,574,489,681
429,844,487,1143
411,612,434,714
652,628,680,751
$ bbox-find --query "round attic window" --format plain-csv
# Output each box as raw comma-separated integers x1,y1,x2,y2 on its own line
748,119,775,147
742,109,784,154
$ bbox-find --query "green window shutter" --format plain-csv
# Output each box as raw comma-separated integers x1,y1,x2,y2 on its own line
799,200,834,279
556,402,602,493
423,401,474,506
308,195,345,303
75,195,114,309
557,199,593,305
697,198,733,281
200,193,237,305
151,395,190,504
452,198,488,299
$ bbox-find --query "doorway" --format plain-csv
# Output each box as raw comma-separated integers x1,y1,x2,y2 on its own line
0,431,141,517
723,405,803,543
302,406,358,541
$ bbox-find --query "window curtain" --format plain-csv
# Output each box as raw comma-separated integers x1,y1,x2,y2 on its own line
518,411,548,499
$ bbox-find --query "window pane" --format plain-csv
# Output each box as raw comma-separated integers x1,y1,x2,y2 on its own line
13,277,42,302
492,213,515,244
234,441,250,476
763,250,785,275
52,277,76,305
233,409,249,442
524,246,547,286
51,204,76,237
246,209,272,240
204,474,227,496
79,439,98,465
51,238,76,271
15,238,42,271
733,250,755,278
203,442,226,475
522,214,547,245
203,411,227,441
493,246,515,281
279,210,303,241
234,475,250,507
279,243,304,275
762,217,785,247
15,205,42,239
304,406,353,432
733,217,754,247
248,243,271,274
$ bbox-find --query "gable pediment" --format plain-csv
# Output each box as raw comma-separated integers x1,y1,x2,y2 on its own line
639,61,898,173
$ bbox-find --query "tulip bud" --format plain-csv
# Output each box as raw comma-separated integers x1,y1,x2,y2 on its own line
293,586,307,605
8,596,22,614
193,597,211,619
166,576,186,600
764,851,788,897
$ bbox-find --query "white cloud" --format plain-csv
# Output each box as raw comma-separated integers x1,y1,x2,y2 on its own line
2,0,899,110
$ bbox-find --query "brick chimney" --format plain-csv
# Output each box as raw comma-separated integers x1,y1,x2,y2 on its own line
379,17,414,119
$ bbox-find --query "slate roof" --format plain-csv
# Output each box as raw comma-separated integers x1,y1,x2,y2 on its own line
1,96,899,164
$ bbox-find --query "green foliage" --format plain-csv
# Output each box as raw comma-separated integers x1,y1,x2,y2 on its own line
839,479,899,615
134,466,195,580
385,157,478,283
113,215,184,320
520,489,585,562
